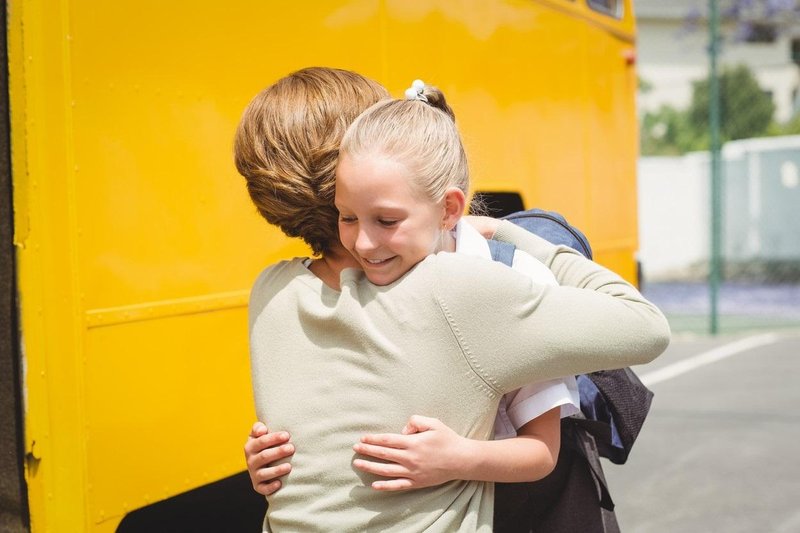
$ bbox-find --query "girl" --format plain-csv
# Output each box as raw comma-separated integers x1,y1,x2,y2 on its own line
333,81,581,491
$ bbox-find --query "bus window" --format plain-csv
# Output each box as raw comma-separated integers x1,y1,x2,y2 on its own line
587,0,622,18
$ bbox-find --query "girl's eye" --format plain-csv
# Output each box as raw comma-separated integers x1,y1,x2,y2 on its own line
378,219,398,227
339,216,357,224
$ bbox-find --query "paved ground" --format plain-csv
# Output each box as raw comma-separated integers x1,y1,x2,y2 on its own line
641,282,800,335
603,330,800,533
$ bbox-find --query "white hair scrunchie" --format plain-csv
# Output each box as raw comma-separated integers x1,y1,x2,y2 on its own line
404,79,427,102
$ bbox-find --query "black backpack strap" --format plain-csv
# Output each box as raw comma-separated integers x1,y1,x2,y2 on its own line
486,239,516,267
567,421,616,511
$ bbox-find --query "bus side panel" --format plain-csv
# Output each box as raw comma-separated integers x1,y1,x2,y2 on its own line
13,0,386,529
68,1,387,529
584,6,639,283
383,2,592,229
83,311,255,525
11,1,639,530
380,1,638,281
1,1,29,530
68,0,384,311
10,0,90,529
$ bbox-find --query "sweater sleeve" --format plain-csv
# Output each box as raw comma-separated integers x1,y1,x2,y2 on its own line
432,222,671,395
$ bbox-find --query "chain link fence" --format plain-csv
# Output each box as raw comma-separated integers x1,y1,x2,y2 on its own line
637,136,800,334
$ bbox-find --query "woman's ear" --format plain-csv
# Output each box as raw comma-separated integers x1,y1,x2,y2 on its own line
442,188,466,230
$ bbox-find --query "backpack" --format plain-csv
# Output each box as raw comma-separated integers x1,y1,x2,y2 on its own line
486,208,654,465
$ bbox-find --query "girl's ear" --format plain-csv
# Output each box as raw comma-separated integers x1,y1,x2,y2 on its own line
442,188,466,231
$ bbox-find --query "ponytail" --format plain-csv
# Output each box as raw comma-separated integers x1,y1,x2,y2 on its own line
340,79,469,204
404,79,456,122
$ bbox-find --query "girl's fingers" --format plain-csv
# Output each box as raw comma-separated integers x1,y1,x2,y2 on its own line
245,431,291,457
257,431,291,448
359,433,408,449
255,479,282,496
258,442,295,464
353,442,404,463
247,441,295,470
352,458,408,478
254,462,292,483
372,478,415,491
250,422,269,437
244,431,291,459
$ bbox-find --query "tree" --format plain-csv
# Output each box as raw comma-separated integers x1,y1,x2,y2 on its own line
688,64,775,143
768,111,800,134
640,64,775,155
640,104,699,155
685,0,800,43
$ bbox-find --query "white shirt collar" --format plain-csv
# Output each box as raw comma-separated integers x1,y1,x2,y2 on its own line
454,220,492,260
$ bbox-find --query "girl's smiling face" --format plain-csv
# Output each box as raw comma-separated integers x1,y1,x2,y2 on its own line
334,153,447,286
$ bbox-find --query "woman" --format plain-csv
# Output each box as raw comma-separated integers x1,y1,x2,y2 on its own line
234,67,669,532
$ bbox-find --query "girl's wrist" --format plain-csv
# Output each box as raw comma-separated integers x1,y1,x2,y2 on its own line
454,437,487,481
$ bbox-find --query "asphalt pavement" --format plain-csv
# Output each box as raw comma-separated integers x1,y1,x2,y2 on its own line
603,329,800,533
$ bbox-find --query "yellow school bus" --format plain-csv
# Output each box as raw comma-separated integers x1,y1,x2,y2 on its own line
1,0,638,530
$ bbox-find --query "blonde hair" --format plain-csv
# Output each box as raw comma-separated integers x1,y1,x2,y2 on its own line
234,67,389,255
338,85,469,203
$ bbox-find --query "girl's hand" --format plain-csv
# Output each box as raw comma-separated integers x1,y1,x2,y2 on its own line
244,422,295,496
352,415,475,491
463,215,501,239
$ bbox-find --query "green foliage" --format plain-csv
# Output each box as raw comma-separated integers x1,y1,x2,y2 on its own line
689,64,775,143
767,112,800,136
640,105,702,155
640,65,776,155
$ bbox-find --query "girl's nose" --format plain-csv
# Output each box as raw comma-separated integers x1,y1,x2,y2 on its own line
355,227,377,253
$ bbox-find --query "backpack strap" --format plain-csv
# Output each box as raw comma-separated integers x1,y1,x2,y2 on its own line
503,208,593,259
499,207,653,466
486,239,516,267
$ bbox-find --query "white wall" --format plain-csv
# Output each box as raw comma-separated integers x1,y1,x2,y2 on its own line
638,136,800,280
638,155,709,280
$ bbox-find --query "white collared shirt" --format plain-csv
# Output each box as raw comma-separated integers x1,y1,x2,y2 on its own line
454,221,580,439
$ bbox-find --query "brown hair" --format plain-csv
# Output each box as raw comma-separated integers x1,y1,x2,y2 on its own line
234,67,389,255
338,84,469,204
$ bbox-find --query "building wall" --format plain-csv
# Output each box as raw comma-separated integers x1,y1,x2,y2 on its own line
638,155,709,280
638,136,800,280
635,0,800,121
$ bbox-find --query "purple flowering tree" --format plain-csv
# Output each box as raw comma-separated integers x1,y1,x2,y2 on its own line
684,0,800,42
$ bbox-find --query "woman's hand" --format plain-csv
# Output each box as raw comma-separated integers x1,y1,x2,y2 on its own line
244,422,295,496
352,415,475,491
463,215,501,239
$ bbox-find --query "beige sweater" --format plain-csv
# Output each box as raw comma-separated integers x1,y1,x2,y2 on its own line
249,221,670,532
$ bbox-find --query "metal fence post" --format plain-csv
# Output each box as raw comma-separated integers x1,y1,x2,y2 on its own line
709,0,722,335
